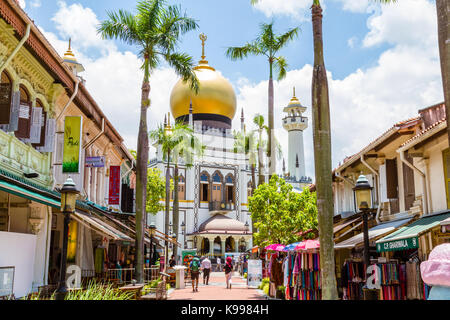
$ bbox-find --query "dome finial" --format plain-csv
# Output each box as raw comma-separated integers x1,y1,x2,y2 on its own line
293,86,296,97
200,33,207,61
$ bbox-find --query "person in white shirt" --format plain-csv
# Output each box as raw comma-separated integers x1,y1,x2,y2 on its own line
201,256,211,285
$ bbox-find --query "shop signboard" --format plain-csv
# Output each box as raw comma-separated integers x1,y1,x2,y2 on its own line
63,116,82,173
247,259,262,287
182,249,197,267
85,156,105,168
108,166,121,205
376,236,419,253
0,266,14,298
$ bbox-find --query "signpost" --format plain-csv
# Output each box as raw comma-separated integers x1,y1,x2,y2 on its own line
247,259,262,288
376,236,419,253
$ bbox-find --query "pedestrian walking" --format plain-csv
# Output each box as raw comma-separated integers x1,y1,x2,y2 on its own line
201,256,211,285
420,243,450,300
190,255,201,292
216,256,222,272
224,257,233,289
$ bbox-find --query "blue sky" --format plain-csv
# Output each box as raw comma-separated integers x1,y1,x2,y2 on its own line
19,0,443,179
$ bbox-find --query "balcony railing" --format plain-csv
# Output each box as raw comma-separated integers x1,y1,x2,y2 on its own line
209,201,235,211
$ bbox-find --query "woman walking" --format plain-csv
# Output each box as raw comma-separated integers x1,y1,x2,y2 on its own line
224,257,233,289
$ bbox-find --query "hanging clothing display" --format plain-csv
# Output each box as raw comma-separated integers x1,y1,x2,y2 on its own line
341,261,365,300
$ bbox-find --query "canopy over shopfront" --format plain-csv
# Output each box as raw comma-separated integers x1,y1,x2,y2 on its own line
376,211,450,253
72,211,132,241
0,179,60,208
335,217,413,250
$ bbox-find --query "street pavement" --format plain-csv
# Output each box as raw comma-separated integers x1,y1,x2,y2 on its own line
167,272,266,300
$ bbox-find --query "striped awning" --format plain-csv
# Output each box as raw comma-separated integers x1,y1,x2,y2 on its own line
0,179,60,208
72,211,132,241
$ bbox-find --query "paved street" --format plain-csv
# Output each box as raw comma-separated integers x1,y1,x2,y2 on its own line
168,272,266,300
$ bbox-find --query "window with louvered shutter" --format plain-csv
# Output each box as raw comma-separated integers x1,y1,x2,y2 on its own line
385,158,398,199
24,106,42,144
37,118,56,153
0,83,12,125
15,86,32,139
33,107,47,148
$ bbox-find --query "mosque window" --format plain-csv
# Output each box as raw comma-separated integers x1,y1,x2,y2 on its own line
212,173,221,183
201,174,209,182
226,175,233,184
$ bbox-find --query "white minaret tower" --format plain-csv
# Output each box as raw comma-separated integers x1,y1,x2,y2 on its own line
282,88,308,180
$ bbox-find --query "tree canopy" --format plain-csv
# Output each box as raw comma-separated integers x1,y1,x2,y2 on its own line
249,175,318,247
146,168,166,215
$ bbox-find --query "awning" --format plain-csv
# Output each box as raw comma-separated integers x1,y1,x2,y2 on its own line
376,212,450,252
72,211,132,241
333,216,362,235
335,217,413,250
0,180,60,208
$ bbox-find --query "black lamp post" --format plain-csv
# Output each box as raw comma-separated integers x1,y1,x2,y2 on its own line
149,222,156,266
181,221,186,249
171,233,177,264
55,177,79,300
353,174,373,268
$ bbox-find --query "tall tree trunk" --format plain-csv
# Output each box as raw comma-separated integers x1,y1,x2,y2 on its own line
258,130,264,186
436,0,450,143
251,163,257,243
164,151,171,262
173,164,180,262
268,66,276,177
135,80,150,283
311,3,338,300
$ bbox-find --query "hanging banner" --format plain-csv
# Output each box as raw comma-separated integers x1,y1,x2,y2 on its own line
376,236,419,253
85,156,105,168
247,259,262,287
108,166,121,205
63,116,82,173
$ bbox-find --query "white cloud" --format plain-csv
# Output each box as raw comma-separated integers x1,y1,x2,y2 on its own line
347,36,358,48
39,1,179,151
17,0,25,8
30,0,41,8
363,0,437,48
250,0,312,20
236,0,442,179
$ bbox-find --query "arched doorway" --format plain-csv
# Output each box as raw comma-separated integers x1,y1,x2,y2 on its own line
225,236,235,252
213,237,221,255
201,238,210,255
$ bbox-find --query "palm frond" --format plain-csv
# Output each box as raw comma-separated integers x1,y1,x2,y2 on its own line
136,0,164,37
226,41,264,61
165,52,199,93
275,27,299,51
274,56,287,81
97,9,140,45
253,114,265,128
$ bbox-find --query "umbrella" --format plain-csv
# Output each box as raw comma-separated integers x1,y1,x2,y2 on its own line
283,242,302,252
265,244,285,251
295,239,320,251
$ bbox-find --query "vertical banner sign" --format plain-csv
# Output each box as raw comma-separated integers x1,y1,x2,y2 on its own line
247,259,262,287
109,166,121,205
63,116,82,173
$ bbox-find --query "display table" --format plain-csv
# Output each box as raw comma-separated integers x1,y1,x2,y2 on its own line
173,266,187,289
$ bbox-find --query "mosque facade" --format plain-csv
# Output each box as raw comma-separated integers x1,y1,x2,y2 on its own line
148,35,253,258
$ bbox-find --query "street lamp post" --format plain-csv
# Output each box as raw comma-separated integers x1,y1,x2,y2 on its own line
353,174,373,267
171,233,177,265
181,221,186,249
55,177,80,300
149,222,156,267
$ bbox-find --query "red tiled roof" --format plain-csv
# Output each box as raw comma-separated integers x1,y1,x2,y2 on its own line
400,118,447,148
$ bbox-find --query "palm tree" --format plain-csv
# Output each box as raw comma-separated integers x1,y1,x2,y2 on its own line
234,129,257,192
171,123,204,260
435,0,450,145
98,0,199,283
226,22,298,178
253,114,268,186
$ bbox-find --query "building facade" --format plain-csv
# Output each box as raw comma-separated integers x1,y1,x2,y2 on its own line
149,36,252,259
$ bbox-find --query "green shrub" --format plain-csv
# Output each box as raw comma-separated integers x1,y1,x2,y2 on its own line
64,281,134,300
259,277,270,290
262,283,270,296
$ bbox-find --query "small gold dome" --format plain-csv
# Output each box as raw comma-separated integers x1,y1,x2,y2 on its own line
170,34,236,122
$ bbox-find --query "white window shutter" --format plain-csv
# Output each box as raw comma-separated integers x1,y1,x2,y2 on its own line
37,118,56,153
24,107,42,143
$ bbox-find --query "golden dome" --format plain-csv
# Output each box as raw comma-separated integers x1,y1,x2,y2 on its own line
170,34,237,122
63,39,77,62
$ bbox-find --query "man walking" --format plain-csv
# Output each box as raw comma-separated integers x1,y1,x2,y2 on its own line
201,256,211,285
189,255,201,292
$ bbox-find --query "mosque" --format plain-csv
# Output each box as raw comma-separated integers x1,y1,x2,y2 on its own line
149,34,311,258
